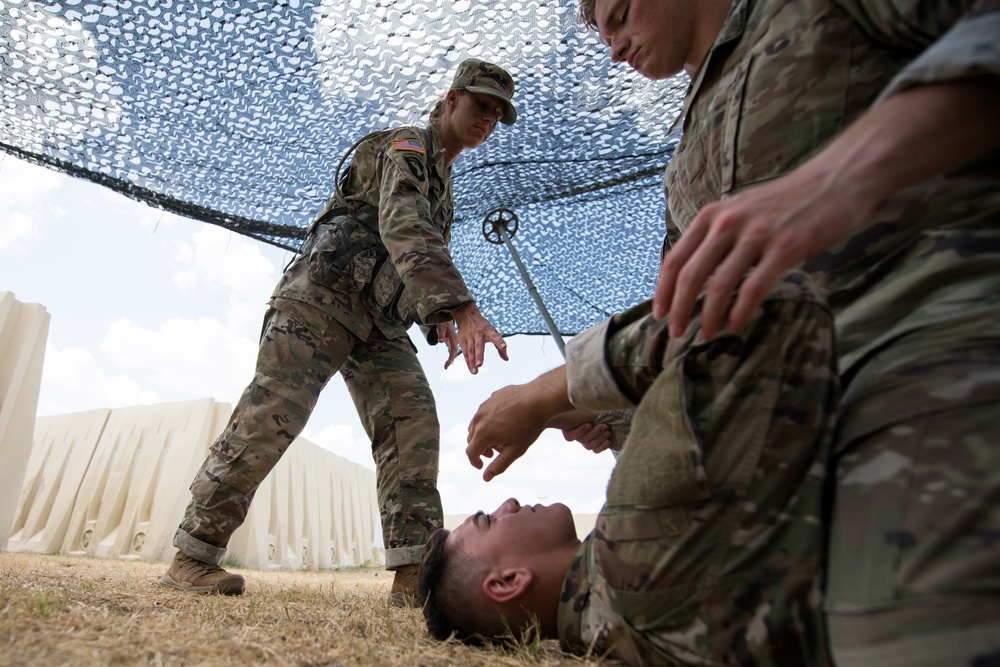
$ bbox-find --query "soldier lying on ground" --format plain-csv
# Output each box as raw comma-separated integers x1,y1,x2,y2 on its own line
421,273,840,665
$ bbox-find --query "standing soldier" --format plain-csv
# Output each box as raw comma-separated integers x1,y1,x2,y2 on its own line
160,58,518,605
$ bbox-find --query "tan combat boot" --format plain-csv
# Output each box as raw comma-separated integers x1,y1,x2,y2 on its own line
159,551,245,595
389,564,420,607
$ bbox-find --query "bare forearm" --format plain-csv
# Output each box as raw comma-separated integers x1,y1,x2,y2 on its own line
543,408,601,431
529,365,574,421
800,77,1000,219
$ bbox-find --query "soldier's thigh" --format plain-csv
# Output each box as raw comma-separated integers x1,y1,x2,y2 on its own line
196,304,354,499
825,357,1000,666
342,333,438,475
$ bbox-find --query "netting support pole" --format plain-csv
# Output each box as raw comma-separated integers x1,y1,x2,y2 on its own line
483,208,566,358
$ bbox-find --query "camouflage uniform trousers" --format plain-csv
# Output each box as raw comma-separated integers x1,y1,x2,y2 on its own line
825,323,1000,667
173,289,444,570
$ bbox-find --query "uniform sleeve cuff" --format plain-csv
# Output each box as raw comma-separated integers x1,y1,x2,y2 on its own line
876,13,1000,104
566,319,637,411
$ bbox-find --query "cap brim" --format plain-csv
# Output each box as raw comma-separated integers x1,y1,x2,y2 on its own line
465,85,517,125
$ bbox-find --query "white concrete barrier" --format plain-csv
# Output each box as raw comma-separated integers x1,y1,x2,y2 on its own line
60,399,233,561
227,438,382,570
0,292,50,550
8,396,383,570
1,289,384,570
6,409,109,554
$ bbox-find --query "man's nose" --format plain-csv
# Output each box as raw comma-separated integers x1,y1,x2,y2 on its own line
611,36,628,63
494,497,521,517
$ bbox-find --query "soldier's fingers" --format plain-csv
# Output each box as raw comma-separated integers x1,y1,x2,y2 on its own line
589,432,613,451
578,424,608,450
450,333,462,367
654,220,709,319
699,240,761,340
593,442,611,454
483,450,515,482
728,251,792,333
465,442,492,469
460,332,478,374
490,332,509,361
667,221,737,338
472,335,488,372
444,336,460,369
464,344,478,374
562,423,592,442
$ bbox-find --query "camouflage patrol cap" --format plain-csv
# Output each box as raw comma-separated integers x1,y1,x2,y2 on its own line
450,58,517,125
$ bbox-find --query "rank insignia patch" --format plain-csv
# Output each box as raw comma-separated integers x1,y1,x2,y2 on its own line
392,138,425,154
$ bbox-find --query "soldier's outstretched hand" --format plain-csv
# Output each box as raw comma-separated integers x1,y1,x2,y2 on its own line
467,383,547,481
451,301,509,375
467,366,573,481
436,322,460,370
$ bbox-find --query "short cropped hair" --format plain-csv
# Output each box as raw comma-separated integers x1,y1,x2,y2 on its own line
419,528,506,643
578,0,598,30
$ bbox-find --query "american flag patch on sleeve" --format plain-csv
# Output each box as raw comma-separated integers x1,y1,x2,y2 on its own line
391,138,425,154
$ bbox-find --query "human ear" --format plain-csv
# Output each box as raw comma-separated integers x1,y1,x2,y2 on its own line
483,567,533,604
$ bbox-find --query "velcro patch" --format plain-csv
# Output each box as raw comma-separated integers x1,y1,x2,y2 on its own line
392,138,425,154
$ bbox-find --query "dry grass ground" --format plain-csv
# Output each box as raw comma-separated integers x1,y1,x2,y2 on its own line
0,552,615,667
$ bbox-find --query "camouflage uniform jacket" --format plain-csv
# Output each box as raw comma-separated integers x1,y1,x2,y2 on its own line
277,123,474,341
557,274,839,666
664,0,1000,402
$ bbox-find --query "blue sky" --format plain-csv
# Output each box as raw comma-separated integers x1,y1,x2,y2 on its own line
0,153,616,516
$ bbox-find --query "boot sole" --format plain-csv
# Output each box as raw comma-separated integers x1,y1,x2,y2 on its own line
159,574,245,596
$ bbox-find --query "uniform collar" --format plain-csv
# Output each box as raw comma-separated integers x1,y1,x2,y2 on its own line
425,122,447,168
669,0,750,133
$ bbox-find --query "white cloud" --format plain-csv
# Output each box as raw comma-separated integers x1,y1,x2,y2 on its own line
172,226,277,296
302,422,375,471
0,158,61,253
0,210,39,254
99,315,259,403
37,345,161,416
171,226,282,333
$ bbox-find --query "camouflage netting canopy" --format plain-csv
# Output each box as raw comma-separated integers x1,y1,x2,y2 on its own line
1,0,687,336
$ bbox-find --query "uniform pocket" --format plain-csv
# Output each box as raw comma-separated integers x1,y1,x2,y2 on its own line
727,12,851,191
307,216,380,291
189,438,250,505
606,362,710,510
369,258,417,324
256,304,330,391
307,223,346,287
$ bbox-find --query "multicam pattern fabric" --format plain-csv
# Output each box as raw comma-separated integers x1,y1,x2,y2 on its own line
176,301,444,570
173,122,469,571
664,0,1000,375
286,124,472,341
558,273,839,666
661,1,1000,664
